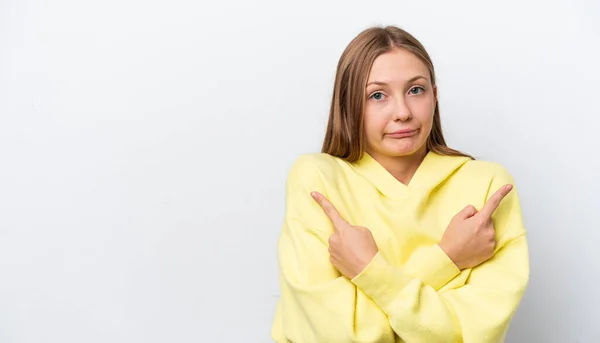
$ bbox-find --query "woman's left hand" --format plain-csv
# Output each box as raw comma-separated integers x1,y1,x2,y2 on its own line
311,191,379,279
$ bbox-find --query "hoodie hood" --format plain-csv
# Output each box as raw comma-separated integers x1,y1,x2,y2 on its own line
351,151,471,200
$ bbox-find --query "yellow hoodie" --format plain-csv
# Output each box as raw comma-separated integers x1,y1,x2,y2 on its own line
271,151,529,343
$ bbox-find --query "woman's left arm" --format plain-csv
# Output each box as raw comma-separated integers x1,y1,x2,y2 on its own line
316,166,530,343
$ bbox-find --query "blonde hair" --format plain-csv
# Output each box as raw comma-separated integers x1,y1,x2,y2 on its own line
321,26,473,162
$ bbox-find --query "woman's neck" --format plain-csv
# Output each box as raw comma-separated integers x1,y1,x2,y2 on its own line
366,146,428,186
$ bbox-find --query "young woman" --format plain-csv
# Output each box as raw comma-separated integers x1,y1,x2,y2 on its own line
271,26,529,343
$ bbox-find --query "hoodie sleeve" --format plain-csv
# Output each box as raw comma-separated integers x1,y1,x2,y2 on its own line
273,155,393,342
273,156,529,343
399,241,461,290
351,164,530,343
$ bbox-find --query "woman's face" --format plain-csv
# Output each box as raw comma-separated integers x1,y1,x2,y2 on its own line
363,48,436,158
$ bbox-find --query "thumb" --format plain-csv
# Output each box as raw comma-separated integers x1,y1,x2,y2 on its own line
459,205,478,219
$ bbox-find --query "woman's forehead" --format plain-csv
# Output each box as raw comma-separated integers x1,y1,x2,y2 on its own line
367,49,430,83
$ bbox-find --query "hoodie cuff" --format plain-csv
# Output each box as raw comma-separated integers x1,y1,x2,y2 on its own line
351,252,412,310
402,244,461,290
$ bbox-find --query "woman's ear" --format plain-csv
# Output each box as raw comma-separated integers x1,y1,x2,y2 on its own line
433,85,438,102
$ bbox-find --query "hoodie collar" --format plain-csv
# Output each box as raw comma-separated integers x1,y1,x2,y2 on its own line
351,151,471,200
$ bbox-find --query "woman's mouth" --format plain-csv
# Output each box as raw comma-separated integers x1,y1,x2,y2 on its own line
386,129,419,138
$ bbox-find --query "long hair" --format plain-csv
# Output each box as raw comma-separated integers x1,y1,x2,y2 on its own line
321,26,473,161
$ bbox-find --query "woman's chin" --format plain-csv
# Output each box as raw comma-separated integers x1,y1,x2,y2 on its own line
382,142,425,157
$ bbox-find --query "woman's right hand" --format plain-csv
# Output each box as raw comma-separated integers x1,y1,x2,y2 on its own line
439,184,513,270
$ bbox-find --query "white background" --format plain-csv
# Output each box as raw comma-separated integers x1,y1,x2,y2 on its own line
1,0,599,342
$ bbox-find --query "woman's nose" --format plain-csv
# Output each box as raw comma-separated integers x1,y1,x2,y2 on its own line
392,97,412,122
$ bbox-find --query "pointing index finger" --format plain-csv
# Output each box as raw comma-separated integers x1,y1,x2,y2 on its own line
479,184,513,220
311,191,348,229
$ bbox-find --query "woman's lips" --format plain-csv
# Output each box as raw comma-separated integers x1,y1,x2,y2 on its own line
386,129,418,138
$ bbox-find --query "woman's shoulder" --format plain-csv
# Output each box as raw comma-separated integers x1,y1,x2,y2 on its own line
288,153,346,176
285,153,348,187
458,157,516,185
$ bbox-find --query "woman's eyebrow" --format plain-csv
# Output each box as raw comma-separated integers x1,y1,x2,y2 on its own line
366,75,429,87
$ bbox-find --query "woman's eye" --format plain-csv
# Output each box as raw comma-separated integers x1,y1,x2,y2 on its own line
409,86,425,95
370,92,385,100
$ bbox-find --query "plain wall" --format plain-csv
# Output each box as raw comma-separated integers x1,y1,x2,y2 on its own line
1,0,599,342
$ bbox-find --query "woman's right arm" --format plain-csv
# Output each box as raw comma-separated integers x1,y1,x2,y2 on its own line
273,155,392,343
